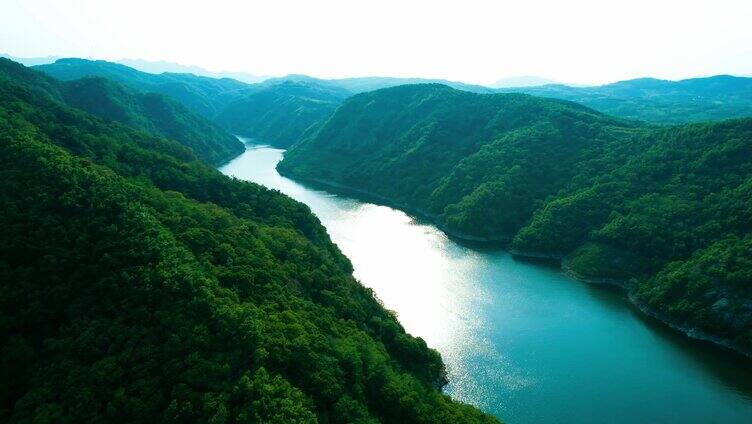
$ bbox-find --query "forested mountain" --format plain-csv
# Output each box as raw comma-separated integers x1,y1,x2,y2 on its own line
60,77,244,164
0,58,242,165
35,58,752,138
0,65,498,422
116,58,269,84
490,76,558,88
215,81,349,148
279,84,752,355
0,53,59,66
267,74,752,123
34,59,352,148
265,74,494,94
34,58,257,119
501,75,752,123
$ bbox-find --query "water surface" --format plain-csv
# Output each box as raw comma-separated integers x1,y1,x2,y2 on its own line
220,142,752,423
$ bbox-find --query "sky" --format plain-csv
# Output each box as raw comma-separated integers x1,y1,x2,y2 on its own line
1,0,751,86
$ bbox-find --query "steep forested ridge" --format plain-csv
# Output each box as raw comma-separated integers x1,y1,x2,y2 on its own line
279,84,752,355
0,58,243,165
500,75,752,123
0,66,498,422
34,58,256,119
215,81,348,148
34,59,352,149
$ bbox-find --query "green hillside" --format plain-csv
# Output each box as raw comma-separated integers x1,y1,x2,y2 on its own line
1,58,242,164
0,70,498,422
34,58,255,119
34,59,353,148
279,84,752,355
215,81,348,148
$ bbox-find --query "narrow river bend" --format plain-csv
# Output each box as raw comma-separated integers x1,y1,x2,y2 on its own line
220,141,752,424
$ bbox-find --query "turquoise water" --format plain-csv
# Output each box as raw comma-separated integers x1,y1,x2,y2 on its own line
220,142,752,423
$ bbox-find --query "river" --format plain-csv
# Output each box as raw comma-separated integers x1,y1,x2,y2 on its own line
220,141,752,423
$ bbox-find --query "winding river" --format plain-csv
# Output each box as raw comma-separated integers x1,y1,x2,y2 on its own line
220,141,752,423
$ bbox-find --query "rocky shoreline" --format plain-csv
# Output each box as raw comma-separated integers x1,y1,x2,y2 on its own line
278,165,752,360
513,249,752,358
628,292,752,359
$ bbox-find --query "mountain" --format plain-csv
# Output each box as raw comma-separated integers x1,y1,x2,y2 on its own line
499,75,752,123
266,74,495,94
60,77,244,164
0,58,242,165
215,81,349,148
330,76,495,94
0,53,59,66
116,58,270,84
34,58,256,119
34,59,353,148
0,64,497,423
279,83,752,356
490,76,558,88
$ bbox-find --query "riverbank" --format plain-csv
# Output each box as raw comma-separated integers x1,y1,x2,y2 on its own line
510,248,752,359
628,292,752,359
279,164,752,360
276,168,511,244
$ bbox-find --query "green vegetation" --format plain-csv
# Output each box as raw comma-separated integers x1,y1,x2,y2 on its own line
280,84,752,354
60,77,244,164
34,58,255,119
215,81,348,148
1,58,242,164
34,59,352,149
0,67,498,422
500,75,752,123
36,58,752,145
265,74,494,94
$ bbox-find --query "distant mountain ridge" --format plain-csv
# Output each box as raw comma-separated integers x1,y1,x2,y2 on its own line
0,53,59,66
265,74,495,94
490,76,558,88
501,75,752,123
32,57,752,138
116,58,270,84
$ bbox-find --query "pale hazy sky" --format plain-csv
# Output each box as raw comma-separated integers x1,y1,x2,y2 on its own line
1,0,751,85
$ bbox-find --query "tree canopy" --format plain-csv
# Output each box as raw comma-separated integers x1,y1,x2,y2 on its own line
0,64,498,423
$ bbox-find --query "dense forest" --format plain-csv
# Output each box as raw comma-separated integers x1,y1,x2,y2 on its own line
34,58,256,119
0,58,242,164
501,75,752,123
279,84,752,355
215,81,348,148
0,61,498,423
34,58,752,147
34,59,354,149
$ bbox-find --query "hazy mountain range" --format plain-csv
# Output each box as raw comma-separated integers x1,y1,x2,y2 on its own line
490,75,559,88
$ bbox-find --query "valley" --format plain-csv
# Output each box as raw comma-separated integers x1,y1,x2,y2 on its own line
223,141,752,423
